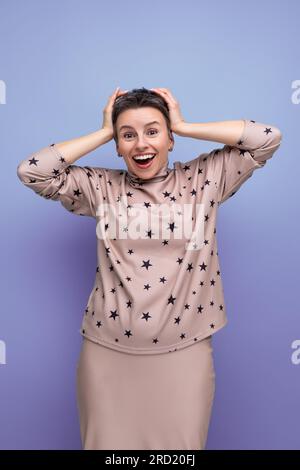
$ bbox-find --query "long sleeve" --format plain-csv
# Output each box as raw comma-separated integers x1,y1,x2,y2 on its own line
208,119,282,204
16,143,101,217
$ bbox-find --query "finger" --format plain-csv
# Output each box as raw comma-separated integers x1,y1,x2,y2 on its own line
151,88,176,104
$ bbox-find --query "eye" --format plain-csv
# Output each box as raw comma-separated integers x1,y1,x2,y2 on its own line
123,129,158,139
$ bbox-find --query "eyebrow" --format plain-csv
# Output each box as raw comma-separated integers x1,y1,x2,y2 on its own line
119,121,161,132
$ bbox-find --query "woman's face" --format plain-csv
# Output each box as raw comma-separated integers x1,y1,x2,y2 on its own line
116,107,173,180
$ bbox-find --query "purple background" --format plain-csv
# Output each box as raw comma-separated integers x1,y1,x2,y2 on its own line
1,0,299,450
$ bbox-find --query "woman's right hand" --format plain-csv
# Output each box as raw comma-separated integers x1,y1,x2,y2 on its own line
101,87,128,139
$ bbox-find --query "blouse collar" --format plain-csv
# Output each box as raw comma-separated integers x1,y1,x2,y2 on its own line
125,159,171,185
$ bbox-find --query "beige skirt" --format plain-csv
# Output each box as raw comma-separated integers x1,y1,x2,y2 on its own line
76,335,215,450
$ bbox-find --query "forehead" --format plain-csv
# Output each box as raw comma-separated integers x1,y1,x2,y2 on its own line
117,107,163,130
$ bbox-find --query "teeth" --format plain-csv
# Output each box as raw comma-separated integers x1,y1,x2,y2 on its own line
133,154,156,161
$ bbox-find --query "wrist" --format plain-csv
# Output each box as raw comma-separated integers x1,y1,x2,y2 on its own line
172,121,192,137
97,127,113,145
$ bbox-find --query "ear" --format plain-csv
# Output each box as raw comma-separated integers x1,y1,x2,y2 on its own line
116,144,122,158
169,130,175,149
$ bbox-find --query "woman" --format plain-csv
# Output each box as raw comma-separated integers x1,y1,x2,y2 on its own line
16,87,282,450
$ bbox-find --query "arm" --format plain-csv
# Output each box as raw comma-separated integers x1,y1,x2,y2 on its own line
183,119,282,205
16,128,113,217
175,120,246,146
54,127,112,164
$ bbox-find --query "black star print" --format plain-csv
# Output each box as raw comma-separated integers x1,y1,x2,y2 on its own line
183,164,190,171
264,127,272,135
96,321,101,327
141,259,153,270
199,262,207,271
144,284,151,290
190,189,197,196
109,310,119,320
146,229,154,239
141,312,151,321
204,179,211,186
168,222,177,232
124,330,132,338
159,277,167,283
186,263,193,272
167,294,176,305
176,257,183,264
73,189,82,197
126,299,132,308
163,191,171,198
29,157,39,166
174,317,181,324
197,305,204,313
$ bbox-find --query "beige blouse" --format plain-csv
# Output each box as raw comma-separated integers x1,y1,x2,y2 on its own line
17,119,282,355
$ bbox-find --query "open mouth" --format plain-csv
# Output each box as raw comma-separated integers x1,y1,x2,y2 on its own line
132,153,156,169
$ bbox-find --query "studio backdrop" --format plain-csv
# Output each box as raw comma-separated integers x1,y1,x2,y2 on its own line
0,0,299,450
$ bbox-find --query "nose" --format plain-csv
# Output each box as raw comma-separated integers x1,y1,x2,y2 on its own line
134,135,151,151
136,136,147,147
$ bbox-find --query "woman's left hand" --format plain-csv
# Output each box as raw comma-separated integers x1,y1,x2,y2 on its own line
150,87,186,135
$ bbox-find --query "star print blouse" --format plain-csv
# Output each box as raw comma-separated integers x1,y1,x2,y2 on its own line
17,119,282,355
